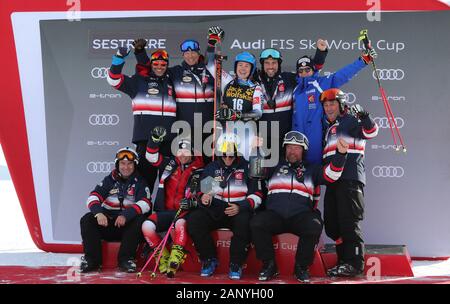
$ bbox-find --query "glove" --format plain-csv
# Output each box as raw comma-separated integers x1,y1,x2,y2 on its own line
361,48,377,64
350,104,370,119
267,99,276,109
132,38,147,54
215,108,241,121
208,26,225,47
151,126,167,143
116,47,130,59
180,198,198,210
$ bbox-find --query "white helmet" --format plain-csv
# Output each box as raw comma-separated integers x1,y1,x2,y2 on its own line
115,146,139,167
282,131,309,151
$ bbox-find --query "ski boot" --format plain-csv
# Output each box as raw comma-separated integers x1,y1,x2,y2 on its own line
166,244,187,278
328,263,363,277
119,259,137,273
154,246,170,274
79,256,101,273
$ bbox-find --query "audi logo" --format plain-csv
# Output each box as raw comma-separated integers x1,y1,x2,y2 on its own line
91,67,109,79
373,69,405,81
373,117,404,129
345,92,356,104
89,114,120,126
87,161,115,173
372,166,404,178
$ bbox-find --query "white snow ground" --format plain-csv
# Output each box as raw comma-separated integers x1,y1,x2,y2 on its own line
1,144,449,277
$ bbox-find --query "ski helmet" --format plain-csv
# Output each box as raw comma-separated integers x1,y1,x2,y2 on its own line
319,88,348,113
234,51,257,77
216,132,241,156
115,147,139,170
282,131,309,151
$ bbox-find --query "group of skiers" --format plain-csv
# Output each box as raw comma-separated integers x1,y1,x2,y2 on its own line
79,26,379,283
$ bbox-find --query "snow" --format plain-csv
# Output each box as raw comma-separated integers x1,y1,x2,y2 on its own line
0,144,449,277
0,144,82,266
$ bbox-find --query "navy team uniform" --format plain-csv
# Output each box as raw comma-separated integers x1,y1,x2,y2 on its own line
80,170,151,268
250,151,347,272
107,53,177,188
322,112,378,273
135,51,215,160
256,48,327,156
187,158,263,268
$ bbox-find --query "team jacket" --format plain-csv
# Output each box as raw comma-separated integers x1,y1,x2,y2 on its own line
146,138,204,212
198,158,263,216
256,48,328,148
86,170,152,221
135,52,215,138
322,113,378,185
107,56,177,143
265,152,347,218
206,48,263,122
292,57,367,165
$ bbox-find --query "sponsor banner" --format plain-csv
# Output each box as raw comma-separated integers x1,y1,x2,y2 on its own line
18,11,450,257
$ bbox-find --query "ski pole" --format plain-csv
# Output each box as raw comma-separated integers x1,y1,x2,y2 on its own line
359,29,407,153
136,208,183,278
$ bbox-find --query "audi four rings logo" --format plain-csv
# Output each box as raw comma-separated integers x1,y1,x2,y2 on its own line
345,92,356,104
91,67,109,79
373,117,405,129
89,114,120,126
87,162,115,173
372,166,405,178
373,69,405,80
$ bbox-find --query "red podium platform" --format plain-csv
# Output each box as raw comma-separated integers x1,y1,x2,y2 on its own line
320,244,414,277
101,236,414,278
182,229,327,277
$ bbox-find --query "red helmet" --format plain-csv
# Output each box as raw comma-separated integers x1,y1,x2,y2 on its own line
319,88,348,113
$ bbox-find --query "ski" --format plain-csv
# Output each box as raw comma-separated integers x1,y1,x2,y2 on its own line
212,42,227,160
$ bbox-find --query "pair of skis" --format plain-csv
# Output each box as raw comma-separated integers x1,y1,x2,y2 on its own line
359,29,407,153
212,42,227,160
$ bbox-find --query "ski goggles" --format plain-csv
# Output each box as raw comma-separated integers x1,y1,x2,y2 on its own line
260,48,281,60
283,131,309,149
116,150,138,162
151,61,168,67
180,39,200,52
150,50,169,62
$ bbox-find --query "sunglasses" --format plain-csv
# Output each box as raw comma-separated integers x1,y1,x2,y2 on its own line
260,48,281,60
150,50,169,62
116,151,137,162
298,67,312,74
180,40,200,52
222,155,235,159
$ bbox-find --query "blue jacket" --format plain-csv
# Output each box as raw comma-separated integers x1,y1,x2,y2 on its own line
292,57,367,165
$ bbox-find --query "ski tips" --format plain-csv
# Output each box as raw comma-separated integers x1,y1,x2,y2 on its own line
393,145,407,153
